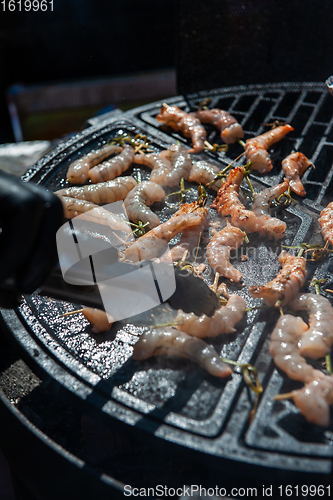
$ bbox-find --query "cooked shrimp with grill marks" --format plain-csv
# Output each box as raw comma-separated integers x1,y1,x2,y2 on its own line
159,144,193,187
88,144,135,183
58,196,131,233
319,201,333,246
269,314,324,384
206,223,246,283
133,153,172,185
249,250,307,306
162,202,208,262
175,294,246,338
252,179,289,240
245,125,294,173
281,152,312,196
211,166,257,233
123,181,165,229
187,160,223,191
82,307,115,333
66,144,123,184
290,293,333,360
156,104,207,153
55,176,137,204
289,375,333,427
125,209,204,262
132,327,232,378
190,108,244,144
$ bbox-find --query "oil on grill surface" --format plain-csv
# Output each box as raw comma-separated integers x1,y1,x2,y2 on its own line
17,84,333,463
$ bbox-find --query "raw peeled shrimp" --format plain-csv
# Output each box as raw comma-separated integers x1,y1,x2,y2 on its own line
133,153,172,185
66,144,122,184
187,160,223,191
159,144,193,187
269,314,324,384
245,125,294,173
281,152,312,196
132,327,232,378
82,307,115,333
175,294,246,338
88,144,135,183
252,178,289,240
319,201,333,246
125,210,204,262
58,196,131,233
123,181,165,229
55,176,137,204
289,375,333,427
211,166,257,233
290,293,333,359
162,202,208,262
156,104,207,153
190,108,244,144
206,223,246,282
249,250,307,306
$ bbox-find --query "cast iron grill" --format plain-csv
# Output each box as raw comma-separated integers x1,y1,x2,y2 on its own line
2,82,333,486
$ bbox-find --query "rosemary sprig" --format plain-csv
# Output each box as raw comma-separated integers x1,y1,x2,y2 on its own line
310,278,328,295
197,184,208,207
204,140,228,153
198,97,211,109
326,354,332,375
206,151,246,188
164,177,191,208
125,220,150,238
275,185,298,207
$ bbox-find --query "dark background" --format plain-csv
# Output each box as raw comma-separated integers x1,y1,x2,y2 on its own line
0,0,176,143
1,0,333,143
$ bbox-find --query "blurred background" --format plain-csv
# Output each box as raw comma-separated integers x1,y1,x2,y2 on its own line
1,0,333,145
0,0,177,144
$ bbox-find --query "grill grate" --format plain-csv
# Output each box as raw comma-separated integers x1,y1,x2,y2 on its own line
139,82,333,208
2,82,333,484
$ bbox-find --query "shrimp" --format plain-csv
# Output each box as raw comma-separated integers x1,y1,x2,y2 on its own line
206,223,246,282
123,181,165,229
290,293,333,360
55,176,137,204
289,375,333,427
245,125,294,173
159,144,193,187
248,250,307,306
58,196,131,233
81,307,115,333
252,179,289,240
175,294,246,338
319,201,333,246
269,314,324,384
125,210,204,262
281,152,312,196
190,108,244,144
132,327,232,378
211,166,257,233
161,202,208,262
133,153,172,185
187,160,223,191
88,144,135,183
66,144,122,184
156,104,207,153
